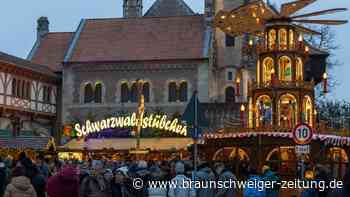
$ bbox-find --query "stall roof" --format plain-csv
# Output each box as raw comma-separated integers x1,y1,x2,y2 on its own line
0,137,50,150
61,138,193,151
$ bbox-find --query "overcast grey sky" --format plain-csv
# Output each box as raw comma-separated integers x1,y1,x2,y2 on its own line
0,0,348,100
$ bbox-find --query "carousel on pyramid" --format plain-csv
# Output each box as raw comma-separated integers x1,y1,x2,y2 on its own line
200,0,349,179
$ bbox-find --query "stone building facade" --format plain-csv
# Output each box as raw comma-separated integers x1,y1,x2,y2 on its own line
25,0,251,138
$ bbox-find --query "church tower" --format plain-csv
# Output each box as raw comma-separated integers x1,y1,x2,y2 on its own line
123,0,142,18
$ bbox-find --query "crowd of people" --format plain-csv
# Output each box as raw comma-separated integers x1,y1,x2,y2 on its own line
0,152,349,197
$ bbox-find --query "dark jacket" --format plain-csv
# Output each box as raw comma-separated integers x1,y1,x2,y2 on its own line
47,167,79,197
30,174,45,197
0,167,7,197
80,175,109,197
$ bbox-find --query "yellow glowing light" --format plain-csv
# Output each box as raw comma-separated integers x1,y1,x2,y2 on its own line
227,27,232,31
298,34,303,42
271,68,276,75
305,46,309,53
241,105,246,112
231,14,236,18
249,39,254,46
74,113,188,137
323,72,328,79
256,18,261,24
252,12,257,18
221,15,226,19
236,77,241,84
314,109,318,115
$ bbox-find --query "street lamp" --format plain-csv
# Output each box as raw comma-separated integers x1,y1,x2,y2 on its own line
323,72,328,94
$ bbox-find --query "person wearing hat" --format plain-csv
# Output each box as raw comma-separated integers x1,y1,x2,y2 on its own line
195,161,215,197
301,170,318,197
80,160,109,197
215,162,237,197
111,167,132,197
47,165,79,197
262,165,280,197
148,165,167,197
168,161,195,197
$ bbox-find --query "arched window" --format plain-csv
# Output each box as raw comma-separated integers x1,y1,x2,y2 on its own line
296,57,303,81
179,81,188,102
256,95,272,128
225,87,235,103
263,57,274,84
213,147,250,161
84,83,94,103
121,82,129,103
302,95,313,126
268,29,276,49
266,146,299,176
12,79,16,97
278,94,298,128
95,82,102,103
143,82,150,103
130,83,138,103
279,56,292,81
289,29,294,49
168,82,177,102
279,28,287,50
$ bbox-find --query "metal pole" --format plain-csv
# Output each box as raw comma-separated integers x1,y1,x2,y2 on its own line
194,91,198,176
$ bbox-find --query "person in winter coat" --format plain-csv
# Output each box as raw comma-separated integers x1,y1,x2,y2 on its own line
327,170,350,197
262,165,280,197
301,170,318,197
243,167,266,197
215,163,237,197
47,166,79,197
148,165,167,197
79,160,109,197
3,166,37,197
111,167,132,197
196,162,215,197
0,159,8,197
30,167,45,197
168,161,195,197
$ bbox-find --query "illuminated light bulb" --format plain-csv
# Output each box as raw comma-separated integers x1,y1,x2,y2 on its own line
292,3,297,7
236,77,241,84
298,34,303,42
249,39,254,46
221,15,226,19
261,8,265,14
256,18,261,24
323,72,328,80
241,105,246,112
227,26,232,31
305,46,309,53
231,14,236,18
271,68,275,74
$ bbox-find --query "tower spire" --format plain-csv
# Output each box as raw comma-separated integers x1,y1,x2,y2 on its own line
123,0,143,18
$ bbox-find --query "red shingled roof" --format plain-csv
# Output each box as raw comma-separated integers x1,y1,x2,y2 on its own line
31,32,73,71
68,15,206,62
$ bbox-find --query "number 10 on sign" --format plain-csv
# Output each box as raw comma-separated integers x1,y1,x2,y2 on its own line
292,124,314,145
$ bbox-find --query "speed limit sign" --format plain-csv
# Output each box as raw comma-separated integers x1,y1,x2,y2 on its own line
292,124,314,145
